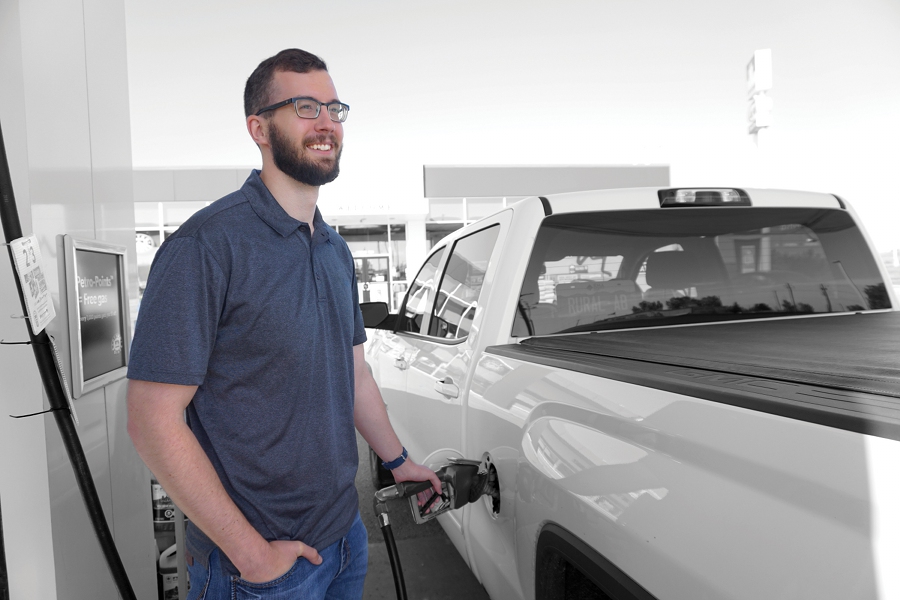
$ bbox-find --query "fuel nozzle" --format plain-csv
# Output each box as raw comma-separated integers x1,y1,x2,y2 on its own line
373,457,498,524
442,459,491,509
412,458,494,523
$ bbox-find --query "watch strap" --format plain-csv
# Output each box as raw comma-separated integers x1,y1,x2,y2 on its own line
382,447,408,470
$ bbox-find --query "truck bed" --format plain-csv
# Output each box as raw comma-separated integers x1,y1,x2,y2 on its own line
487,311,900,441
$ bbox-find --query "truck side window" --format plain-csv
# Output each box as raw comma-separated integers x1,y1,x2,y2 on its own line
396,248,445,334
428,225,501,340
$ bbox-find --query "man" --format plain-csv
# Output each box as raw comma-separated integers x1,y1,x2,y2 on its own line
127,48,440,599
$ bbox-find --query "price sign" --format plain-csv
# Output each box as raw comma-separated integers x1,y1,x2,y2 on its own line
10,234,56,334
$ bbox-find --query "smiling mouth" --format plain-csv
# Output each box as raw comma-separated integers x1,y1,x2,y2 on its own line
307,143,333,152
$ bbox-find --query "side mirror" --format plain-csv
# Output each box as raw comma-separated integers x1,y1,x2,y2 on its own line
360,302,393,329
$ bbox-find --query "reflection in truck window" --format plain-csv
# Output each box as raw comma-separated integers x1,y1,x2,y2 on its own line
397,247,445,334
512,208,891,336
430,225,500,340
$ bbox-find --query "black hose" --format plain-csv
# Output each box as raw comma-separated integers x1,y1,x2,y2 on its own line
380,518,408,600
0,120,137,600
374,500,407,600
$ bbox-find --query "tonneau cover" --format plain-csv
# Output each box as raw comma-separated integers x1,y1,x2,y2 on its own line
488,312,900,441
520,312,900,398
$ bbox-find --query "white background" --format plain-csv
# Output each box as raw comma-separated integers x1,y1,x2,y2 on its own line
124,0,900,250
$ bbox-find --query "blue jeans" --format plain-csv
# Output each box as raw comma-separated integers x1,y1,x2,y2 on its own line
186,512,368,600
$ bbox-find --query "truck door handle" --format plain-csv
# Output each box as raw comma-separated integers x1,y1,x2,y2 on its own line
394,357,408,370
434,378,459,398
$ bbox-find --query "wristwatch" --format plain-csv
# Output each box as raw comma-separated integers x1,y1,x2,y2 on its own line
381,447,408,470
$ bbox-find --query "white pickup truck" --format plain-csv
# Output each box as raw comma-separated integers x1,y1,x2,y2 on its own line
362,187,900,600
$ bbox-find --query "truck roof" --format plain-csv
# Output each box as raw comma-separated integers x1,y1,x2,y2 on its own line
535,187,844,215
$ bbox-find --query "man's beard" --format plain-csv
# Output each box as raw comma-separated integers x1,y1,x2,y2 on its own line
269,122,342,186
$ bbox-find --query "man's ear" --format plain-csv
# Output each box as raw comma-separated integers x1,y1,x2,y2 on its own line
247,115,268,147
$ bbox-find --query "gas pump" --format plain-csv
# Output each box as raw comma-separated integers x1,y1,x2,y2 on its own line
354,255,391,304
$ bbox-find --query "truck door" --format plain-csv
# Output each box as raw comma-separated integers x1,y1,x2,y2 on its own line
386,224,502,463
400,223,502,485
381,218,506,563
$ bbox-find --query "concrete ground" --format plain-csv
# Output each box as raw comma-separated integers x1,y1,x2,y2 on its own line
355,434,491,600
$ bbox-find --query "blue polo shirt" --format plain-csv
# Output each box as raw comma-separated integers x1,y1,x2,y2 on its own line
128,170,366,573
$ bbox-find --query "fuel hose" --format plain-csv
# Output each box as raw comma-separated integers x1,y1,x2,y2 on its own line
373,479,437,600
374,499,407,600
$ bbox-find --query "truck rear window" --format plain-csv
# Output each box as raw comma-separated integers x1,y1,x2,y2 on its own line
512,207,892,336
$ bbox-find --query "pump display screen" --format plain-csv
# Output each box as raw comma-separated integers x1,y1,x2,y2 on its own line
75,248,127,380
61,234,131,398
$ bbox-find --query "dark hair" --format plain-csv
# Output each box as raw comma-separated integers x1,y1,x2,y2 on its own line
244,49,328,117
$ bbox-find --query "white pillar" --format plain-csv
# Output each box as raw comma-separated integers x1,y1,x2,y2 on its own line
0,0,156,597
0,2,59,597
406,217,427,283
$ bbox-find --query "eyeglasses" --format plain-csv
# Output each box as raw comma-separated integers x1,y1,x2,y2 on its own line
255,97,350,122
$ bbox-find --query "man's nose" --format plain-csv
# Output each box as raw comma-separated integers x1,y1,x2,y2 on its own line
314,109,335,132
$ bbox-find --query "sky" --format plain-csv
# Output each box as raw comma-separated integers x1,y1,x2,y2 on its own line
124,0,900,250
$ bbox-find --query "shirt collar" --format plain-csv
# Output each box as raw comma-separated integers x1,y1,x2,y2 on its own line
243,170,331,241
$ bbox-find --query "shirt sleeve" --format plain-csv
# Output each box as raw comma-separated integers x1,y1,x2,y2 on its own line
127,236,227,385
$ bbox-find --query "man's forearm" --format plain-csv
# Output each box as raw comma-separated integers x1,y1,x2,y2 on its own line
353,367,404,462
126,381,268,571
352,346,442,493
353,371,444,495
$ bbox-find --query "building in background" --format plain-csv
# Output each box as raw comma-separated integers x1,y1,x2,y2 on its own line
133,165,671,311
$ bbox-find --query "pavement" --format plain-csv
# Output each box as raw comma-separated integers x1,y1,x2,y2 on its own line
355,434,491,600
